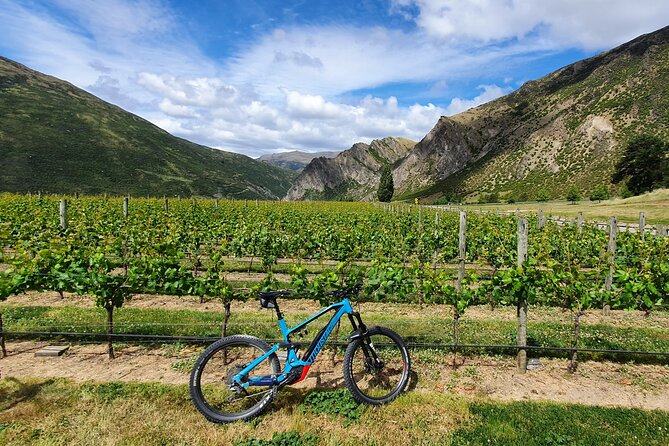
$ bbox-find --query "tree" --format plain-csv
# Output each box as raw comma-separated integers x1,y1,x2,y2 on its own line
377,164,394,202
566,186,581,204
536,189,550,202
589,185,610,202
612,135,669,195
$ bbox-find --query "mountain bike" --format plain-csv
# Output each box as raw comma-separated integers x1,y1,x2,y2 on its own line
189,283,411,423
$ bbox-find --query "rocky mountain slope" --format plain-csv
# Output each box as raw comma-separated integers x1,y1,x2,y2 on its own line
285,137,415,201
0,57,295,199
396,25,669,202
285,26,669,202
258,150,339,172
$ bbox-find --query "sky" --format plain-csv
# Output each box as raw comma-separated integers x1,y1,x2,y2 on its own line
1,1,668,158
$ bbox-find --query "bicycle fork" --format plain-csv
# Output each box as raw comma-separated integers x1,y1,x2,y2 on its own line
347,312,383,369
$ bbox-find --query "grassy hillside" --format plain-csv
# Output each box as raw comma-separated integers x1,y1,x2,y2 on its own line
405,26,669,202
0,57,296,198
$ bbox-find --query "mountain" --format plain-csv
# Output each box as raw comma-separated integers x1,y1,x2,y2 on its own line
0,57,296,199
258,150,340,172
285,137,416,201
396,25,669,202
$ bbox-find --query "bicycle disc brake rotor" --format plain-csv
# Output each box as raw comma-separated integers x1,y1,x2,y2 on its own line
224,364,247,387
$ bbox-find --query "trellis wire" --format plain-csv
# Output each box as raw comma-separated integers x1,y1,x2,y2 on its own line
4,330,668,357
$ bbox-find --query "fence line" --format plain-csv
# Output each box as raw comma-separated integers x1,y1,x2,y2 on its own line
430,205,668,236
4,330,668,358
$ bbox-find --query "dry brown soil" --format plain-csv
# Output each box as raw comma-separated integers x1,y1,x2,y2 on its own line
1,340,668,412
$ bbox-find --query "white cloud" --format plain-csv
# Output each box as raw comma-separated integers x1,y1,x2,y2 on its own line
2,0,667,158
224,25,454,99
51,0,174,39
393,0,669,50
137,73,237,107
445,84,512,116
158,99,200,119
284,90,351,120
136,86,449,157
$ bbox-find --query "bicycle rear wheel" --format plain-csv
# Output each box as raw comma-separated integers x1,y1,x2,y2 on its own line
343,326,410,405
190,335,280,423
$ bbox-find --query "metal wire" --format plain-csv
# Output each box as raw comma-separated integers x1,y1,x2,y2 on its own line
4,330,669,357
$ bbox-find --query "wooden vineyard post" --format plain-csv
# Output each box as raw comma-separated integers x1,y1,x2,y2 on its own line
449,211,467,368
639,212,645,239
657,224,667,238
577,212,583,234
457,212,466,293
164,196,169,213
538,209,545,229
517,217,529,373
604,216,617,316
59,199,68,230
123,197,129,218
433,212,440,269
0,312,6,358
215,198,219,209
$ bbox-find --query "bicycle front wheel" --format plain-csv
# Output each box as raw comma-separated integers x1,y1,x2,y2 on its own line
190,335,280,423
343,326,411,405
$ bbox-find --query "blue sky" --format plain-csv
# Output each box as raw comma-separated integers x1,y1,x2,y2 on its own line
1,1,667,157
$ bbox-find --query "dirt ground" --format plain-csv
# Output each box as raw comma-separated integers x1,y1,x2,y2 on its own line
1,340,668,412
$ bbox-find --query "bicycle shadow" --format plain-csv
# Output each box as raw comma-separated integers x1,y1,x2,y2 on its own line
261,367,420,418
0,377,56,411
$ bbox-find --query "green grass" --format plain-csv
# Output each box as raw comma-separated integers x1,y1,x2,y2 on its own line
1,378,668,445
452,189,669,225
450,401,669,446
2,304,668,363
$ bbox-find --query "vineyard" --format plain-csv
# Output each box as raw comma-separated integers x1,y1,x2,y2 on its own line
0,193,667,369
1,193,669,444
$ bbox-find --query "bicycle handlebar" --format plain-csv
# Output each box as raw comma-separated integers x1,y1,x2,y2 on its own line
326,282,363,298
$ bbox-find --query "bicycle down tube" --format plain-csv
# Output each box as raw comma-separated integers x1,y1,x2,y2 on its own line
235,298,357,388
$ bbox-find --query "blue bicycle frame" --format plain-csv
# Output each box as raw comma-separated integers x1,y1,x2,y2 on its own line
232,298,359,388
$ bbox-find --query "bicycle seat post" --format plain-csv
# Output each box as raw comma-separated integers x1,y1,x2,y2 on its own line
273,300,283,321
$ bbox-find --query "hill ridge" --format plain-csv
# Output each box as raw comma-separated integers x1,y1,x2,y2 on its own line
0,56,296,199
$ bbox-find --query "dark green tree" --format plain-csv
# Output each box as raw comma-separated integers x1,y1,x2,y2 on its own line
612,135,669,195
589,184,610,202
536,189,550,202
566,186,581,204
377,164,394,202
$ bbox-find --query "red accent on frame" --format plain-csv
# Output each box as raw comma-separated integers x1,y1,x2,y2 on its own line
295,365,311,383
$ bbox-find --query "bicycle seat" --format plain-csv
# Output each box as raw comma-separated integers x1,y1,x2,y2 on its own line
258,290,292,309
258,290,292,299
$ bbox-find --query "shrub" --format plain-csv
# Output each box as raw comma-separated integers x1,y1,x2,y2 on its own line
566,187,581,204
536,189,550,202
589,185,610,202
